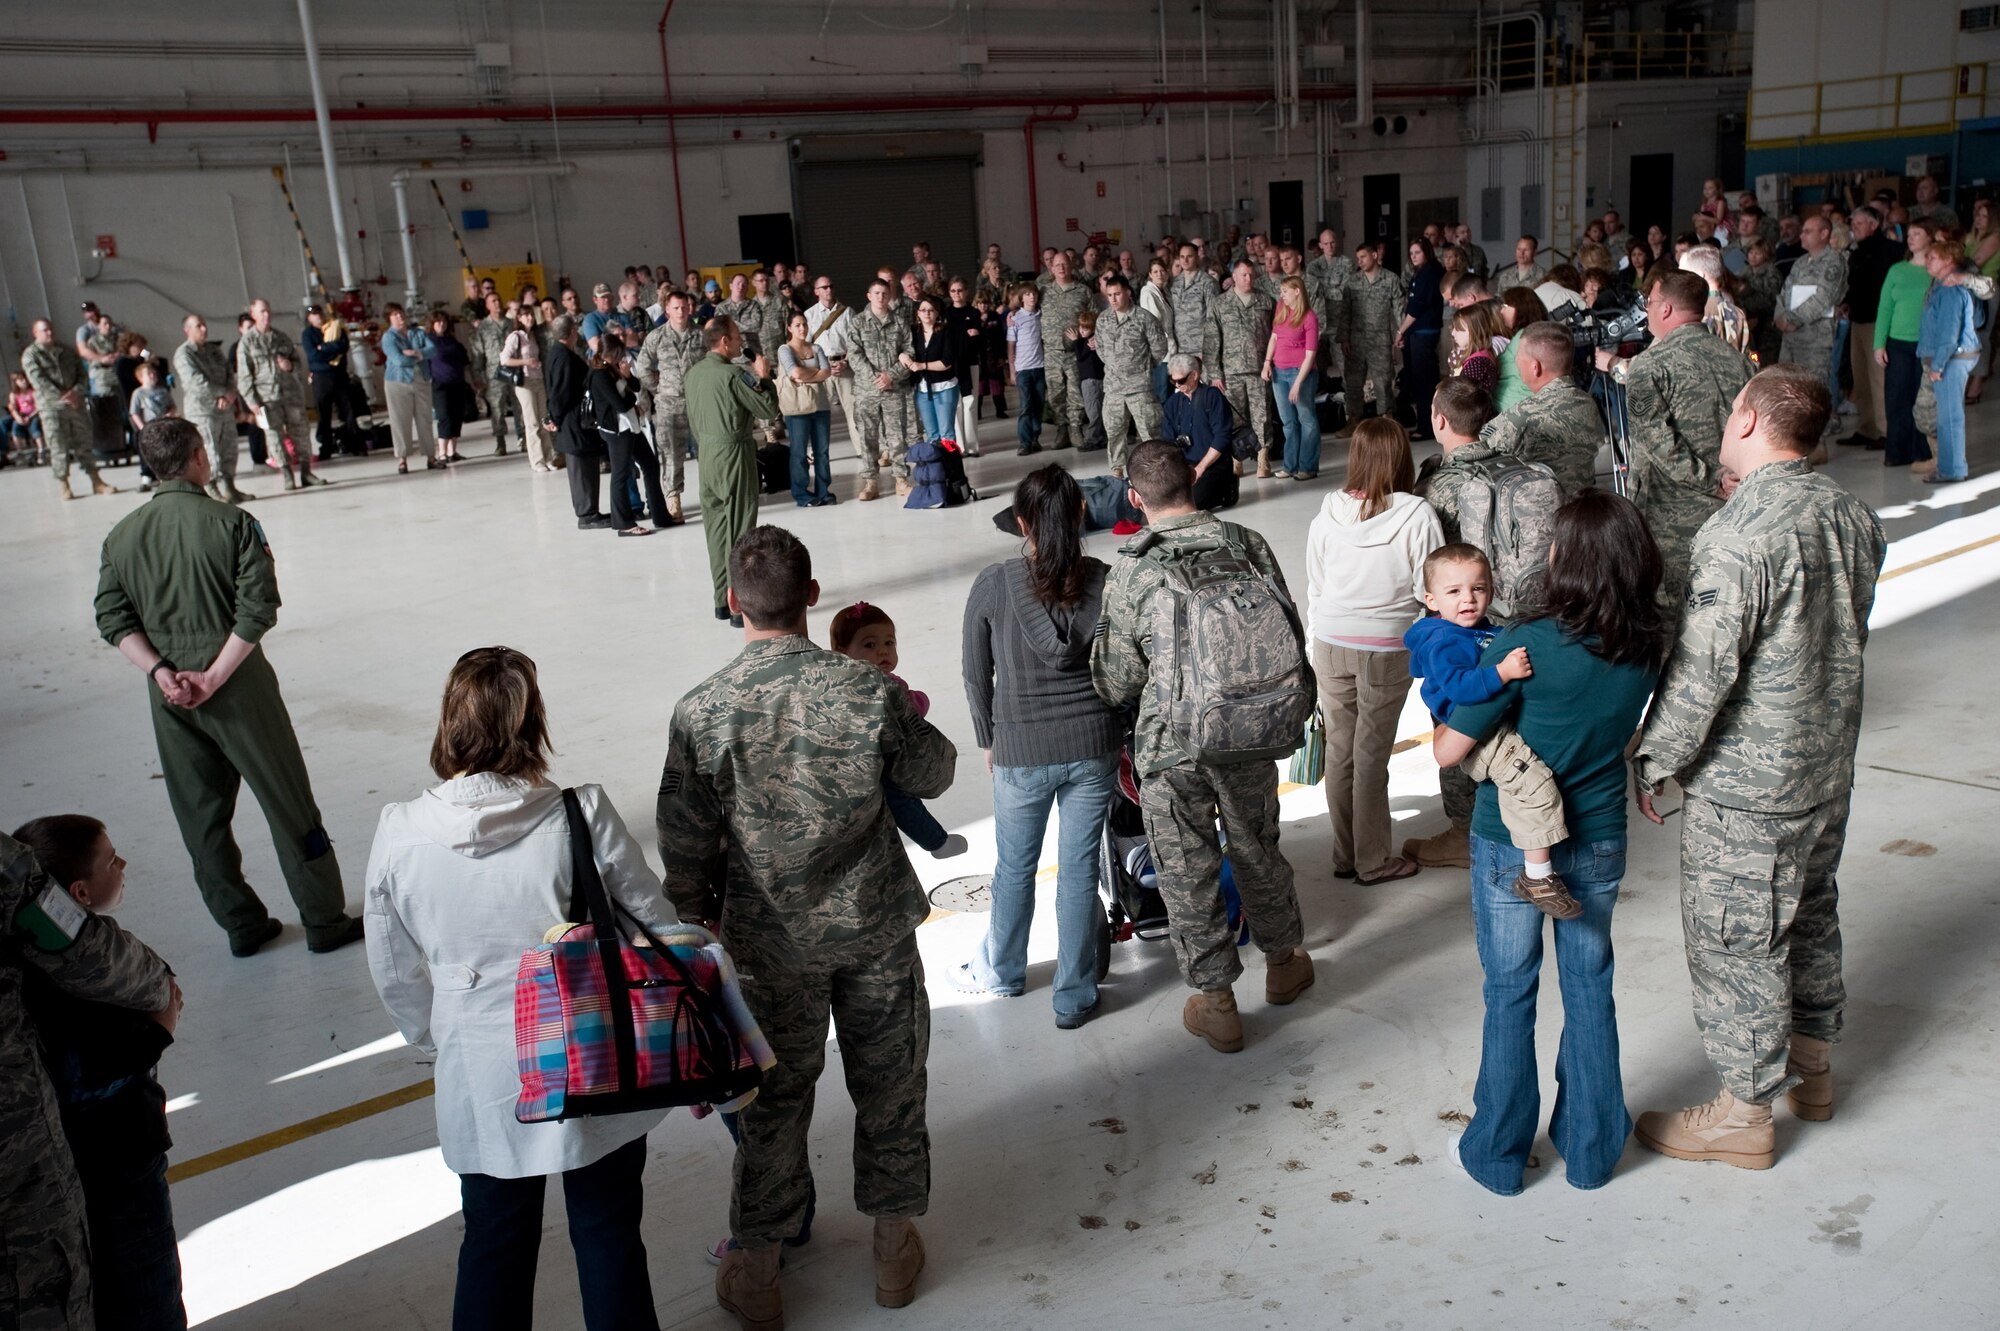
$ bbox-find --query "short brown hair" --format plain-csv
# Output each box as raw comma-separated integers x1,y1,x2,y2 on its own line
1422,542,1491,590
829,601,892,653
1517,320,1574,372
1344,418,1416,520
429,647,552,783
1930,238,1967,267
11,814,106,890
729,525,812,628
1740,364,1831,455
703,315,738,352
1126,439,1193,509
138,417,204,480
1431,377,1495,438
1654,270,1710,315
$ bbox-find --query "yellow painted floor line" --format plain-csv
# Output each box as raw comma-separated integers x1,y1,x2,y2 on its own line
1879,532,2000,582
167,1079,435,1184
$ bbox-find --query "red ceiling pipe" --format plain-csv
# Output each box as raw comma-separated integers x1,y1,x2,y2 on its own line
1023,106,1079,261
657,2,690,276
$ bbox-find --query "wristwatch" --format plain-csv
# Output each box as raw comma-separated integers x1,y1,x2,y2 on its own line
148,659,175,682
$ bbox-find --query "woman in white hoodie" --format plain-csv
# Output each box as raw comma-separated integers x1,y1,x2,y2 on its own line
1304,419,1444,884
365,646,676,1331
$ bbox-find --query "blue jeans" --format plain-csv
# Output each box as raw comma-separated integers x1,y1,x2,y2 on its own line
81,1152,185,1330
1015,368,1046,448
1272,366,1321,474
454,1135,657,1331
785,410,832,504
1932,355,1974,480
915,384,959,446
972,752,1118,1019
1828,317,1850,406
1459,834,1630,1195
1151,359,1173,408
885,782,947,852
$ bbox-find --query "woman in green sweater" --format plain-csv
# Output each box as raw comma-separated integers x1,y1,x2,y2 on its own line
1875,221,1938,468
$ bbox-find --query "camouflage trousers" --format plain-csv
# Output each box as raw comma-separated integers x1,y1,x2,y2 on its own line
38,400,93,482
1347,338,1396,413
1218,373,1272,461
191,411,240,479
1779,325,1836,376
852,388,915,481
730,931,931,1249
649,394,689,496
1043,354,1088,449
1100,386,1162,473
259,397,309,449
0,1086,91,1329
482,374,522,448
1139,760,1306,990
1633,482,1722,608
1440,763,1477,828
1678,793,1849,1106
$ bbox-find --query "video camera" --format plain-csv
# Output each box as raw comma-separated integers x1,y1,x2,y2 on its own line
1547,287,1648,351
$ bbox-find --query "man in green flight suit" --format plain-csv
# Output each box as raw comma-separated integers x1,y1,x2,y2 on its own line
93,419,363,958
685,315,778,628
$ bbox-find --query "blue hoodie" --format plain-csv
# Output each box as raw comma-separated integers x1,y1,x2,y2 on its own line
1403,615,1505,722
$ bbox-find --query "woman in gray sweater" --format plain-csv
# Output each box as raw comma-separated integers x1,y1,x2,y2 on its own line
953,465,1125,1028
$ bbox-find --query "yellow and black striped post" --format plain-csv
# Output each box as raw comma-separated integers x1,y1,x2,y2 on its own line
271,165,331,307
429,179,477,290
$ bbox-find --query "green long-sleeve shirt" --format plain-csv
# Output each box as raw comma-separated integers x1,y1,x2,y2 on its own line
1874,261,1934,348
94,480,280,669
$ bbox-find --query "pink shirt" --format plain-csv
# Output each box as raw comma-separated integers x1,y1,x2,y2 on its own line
1271,311,1319,370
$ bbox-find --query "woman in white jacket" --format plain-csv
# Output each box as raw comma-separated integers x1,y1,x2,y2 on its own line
1304,419,1444,884
365,646,676,1331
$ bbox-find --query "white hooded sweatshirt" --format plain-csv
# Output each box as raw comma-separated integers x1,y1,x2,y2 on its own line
365,775,678,1178
1303,489,1444,646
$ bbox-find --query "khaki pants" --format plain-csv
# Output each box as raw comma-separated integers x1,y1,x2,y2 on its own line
384,379,436,459
513,382,553,467
1459,726,1568,851
1849,321,1886,440
1312,640,1414,879
829,372,866,463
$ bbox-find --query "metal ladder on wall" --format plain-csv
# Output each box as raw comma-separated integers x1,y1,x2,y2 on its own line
1549,58,1583,253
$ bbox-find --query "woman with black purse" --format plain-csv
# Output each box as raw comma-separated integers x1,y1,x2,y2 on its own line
587,343,674,536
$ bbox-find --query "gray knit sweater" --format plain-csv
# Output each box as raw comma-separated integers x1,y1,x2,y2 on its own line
961,557,1125,768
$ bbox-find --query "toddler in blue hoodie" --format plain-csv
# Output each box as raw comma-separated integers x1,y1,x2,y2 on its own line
1403,544,1579,919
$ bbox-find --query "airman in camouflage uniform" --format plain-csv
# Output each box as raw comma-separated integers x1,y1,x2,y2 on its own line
1093,285,1167,474
1344,248,1405,421
1305,231,1355,382
0,832,176,1331
1169,246,1217,372
173,315,249,503
1775,218,1848,381
1492,235,1549,294
634,299,705,513
471,294,521,453
1479,358,1604,496
1039,259,1094,450
1614,314,1753,601
21,320,111,500
847,289,918,497
1205,266,1274,471
748,274,792,360
1739,257,1783,367
657,524,953,1319
1090,474,1314,1050
1634,369,1886,1168
236,299,322,488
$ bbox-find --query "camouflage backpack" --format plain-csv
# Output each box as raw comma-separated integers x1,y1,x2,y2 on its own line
1129,523,1314,765
1452,453,1563,620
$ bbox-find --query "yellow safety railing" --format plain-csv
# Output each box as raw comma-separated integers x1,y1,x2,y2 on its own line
1476,27,1754,92
1748,63,1999,146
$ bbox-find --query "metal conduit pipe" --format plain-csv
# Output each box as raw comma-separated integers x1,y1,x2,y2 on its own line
656,2,691,278
1023,106,1080,260
1340,0,1373,131
295,0,356,292
389,162,576,310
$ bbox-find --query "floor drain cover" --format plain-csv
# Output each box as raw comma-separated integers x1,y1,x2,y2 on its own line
928,875,993,914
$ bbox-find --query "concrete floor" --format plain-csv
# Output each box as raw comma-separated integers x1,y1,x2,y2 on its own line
6,405,1999,1330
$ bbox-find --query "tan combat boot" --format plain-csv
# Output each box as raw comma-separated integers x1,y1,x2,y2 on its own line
1635,1088,1774,1169
1787,1035,1833,1121
1264,948,1316,1006
894,476,913,498
858,479,880,502
90,473,119,496
1256,451,1273,479
55,476,76,501
224,478,254,504
1183,987,1244,1053
872,1217,925,1309
1403,824,1471,869
666,494,683,522
716,1243,783,1331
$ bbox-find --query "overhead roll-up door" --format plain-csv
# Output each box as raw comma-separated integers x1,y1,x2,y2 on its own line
796,155,980,307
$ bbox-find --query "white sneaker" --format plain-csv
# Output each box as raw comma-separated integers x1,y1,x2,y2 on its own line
932,833,969,859
1447,1132,1466,1177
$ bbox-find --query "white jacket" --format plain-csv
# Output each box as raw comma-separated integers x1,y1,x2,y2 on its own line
364,775,679,1179
1304,490,1444,645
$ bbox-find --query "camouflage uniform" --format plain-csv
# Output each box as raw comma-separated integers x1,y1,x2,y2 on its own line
20,341,96,484
1169,272,1217,376
1094,304,1167,472
0,833,176,1331
1635,458,1886,1106
1491,262,1548,293
1739,263,1783,367
1617,322,1753,601
1344,267,1404,415
1702,290,1755,359
1305,253,1355,380
471,314,520,449
634,320,705,496
173,338,240,481
749,294,793,360
657,635,956,1249
1777,247,1848,377
1479,375,1604,497
1205,289,1274,460
714,297,756,333
1090,511,1307,990
1462,240,1492,279
235,325,310,453
1039,280,1094,449
846,307,917,481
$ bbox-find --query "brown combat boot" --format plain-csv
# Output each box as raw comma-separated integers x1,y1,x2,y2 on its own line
1183,988,1244,1053
1635,1088,1774,1170
1787,1035,1834,1121
1264,948,1316,1005
90,473,118,496
872,1217,925,1309
1403,824,1471,869
666,494,683,521
56,476,76,501
858,479,880,502
894,476,913,498
716,1243,783,1331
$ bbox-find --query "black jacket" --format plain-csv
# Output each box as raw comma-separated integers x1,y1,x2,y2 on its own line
1845,233,1905,324
587,366,640,439
544,342,599,456
22,963,174,1175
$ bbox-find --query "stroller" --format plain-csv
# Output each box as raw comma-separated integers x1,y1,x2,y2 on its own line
1093,748,1247,982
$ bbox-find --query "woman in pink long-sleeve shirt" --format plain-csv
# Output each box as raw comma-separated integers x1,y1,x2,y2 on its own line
1262,275,1322,479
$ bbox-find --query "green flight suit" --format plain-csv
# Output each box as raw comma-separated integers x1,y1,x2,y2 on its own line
93,481,352,949
685,352,779,611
